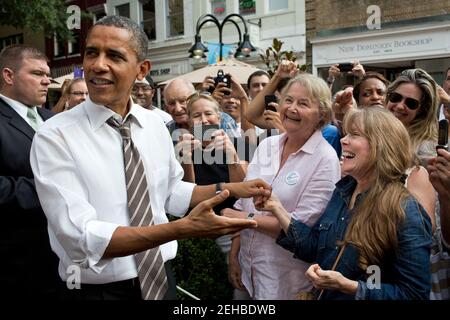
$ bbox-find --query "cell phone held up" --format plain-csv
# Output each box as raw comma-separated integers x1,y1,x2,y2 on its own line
191,124,220,142
214,69,231,95
437,119,449,151
338,63,354,73
264,95,278,112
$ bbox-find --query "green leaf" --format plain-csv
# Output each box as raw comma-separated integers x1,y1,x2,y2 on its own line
0,0,91,41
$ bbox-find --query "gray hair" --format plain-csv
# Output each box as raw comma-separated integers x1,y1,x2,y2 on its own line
93,15,148,61
164,78,196,97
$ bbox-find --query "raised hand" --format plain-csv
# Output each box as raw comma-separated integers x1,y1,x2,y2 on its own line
275,60,298,79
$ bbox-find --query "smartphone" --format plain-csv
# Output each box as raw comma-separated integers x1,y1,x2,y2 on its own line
338,63,354,73
264,95,278,112
437,119,449,151
191,124,220,142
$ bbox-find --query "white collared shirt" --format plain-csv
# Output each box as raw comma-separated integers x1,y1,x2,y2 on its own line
30,97,195,284
151,105,173,124
0,93,44,128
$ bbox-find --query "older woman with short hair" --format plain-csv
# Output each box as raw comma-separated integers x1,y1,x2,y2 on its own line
223,62,341,299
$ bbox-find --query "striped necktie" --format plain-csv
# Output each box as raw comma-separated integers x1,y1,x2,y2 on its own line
107,115,168,300
26,107,39,131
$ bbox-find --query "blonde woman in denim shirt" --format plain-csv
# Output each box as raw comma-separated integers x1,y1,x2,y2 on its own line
258,107,432,299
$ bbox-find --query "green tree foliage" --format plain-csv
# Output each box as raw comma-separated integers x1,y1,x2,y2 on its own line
259,38,308,77
0,0,90,41
172,237,233,300
168,215,232,300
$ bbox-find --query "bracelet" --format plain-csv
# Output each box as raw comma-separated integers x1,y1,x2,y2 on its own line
215,182,224,194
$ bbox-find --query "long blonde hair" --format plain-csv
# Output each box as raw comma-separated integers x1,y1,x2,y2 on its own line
342,107,415,269
386,68,438,151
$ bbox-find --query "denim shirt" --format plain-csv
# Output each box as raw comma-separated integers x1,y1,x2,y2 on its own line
277,175,432,300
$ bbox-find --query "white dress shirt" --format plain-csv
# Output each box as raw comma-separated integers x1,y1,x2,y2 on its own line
0,93,44,128
151,106,173,124
30,97,195,284
234,131,341,299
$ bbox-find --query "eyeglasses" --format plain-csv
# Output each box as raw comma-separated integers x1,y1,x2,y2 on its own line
70,91,89,97
387,91,420,110
131,86,154,93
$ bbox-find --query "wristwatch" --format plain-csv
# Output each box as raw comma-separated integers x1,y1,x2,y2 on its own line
215,182,224,195
247,212,255,220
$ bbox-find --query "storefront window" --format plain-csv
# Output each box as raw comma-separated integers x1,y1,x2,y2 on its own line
166,0,184,37
68,32,80,55
211,0,226,18
268,0,288,12
142,0,156,40
115,3,130,18
239,0,256,15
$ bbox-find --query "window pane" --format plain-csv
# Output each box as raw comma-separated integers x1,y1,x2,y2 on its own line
167,0,184,37
239,0,256,15
94,12,106,23
68,32,80,55
211,0,226,18
54,36,65,57
269,0,288,11
142,0,156,40
116,3,130,18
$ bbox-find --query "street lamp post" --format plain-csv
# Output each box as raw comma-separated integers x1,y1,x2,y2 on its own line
188,13,256,61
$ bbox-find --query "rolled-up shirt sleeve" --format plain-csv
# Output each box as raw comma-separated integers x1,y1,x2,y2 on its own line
30,128,119,273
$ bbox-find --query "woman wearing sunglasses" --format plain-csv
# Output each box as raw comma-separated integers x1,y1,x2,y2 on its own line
386,68,439,166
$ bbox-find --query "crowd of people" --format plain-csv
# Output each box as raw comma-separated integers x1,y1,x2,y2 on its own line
0,15,449,300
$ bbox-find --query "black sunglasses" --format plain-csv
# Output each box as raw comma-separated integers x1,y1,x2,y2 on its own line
387,92,420,110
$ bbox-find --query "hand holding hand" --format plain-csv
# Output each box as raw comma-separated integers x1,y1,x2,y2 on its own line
186,190,257,238
254,193,282,212
225,179,271,199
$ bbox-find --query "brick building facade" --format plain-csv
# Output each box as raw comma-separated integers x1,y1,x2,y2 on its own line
305,0,450,87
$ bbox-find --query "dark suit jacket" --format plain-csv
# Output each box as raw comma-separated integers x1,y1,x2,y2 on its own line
0,97,60,299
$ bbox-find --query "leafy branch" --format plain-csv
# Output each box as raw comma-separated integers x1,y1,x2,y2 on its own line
259,38,307,77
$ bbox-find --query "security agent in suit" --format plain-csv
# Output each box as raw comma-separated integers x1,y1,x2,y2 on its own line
0,44,59,299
